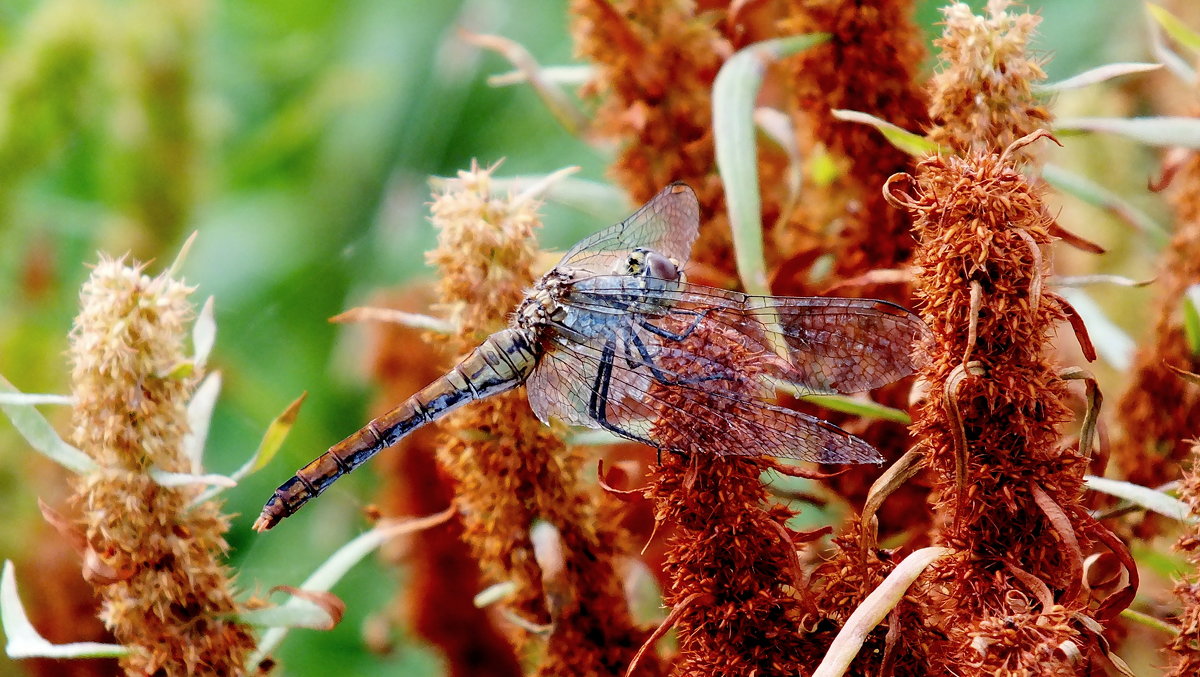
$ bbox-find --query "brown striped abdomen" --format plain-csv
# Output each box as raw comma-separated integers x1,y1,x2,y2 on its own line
254,327,539,531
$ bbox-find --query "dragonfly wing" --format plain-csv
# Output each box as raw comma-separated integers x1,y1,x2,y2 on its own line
531,328,882,464
554,183,700,276
561,279,931,395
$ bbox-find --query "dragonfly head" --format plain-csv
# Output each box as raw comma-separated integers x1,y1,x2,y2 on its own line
624,248,684,282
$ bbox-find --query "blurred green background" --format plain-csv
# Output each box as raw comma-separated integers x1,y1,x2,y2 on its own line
0,0,1161,674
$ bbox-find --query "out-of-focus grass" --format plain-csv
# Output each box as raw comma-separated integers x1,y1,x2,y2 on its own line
0,0,1165,675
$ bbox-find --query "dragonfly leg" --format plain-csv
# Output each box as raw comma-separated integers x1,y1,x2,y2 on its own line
624,329,727,387
636,308,708,342
588,336,662,457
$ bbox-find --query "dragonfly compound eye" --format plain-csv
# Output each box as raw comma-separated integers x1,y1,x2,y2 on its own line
643,251,679,281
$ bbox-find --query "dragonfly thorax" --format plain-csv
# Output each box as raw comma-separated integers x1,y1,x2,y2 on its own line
515,267,574,330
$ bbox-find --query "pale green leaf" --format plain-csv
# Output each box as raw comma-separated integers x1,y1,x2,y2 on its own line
184,372,222,471
246,509,453,668
714,33,830,295
1145,4,1196,82
1085,475,1193,523
1037,62,1161,92
193,296,216,371
3,561,129,659
830,109,942,157
235,601,332,630
1146,3,1200,52
244,391,307,476
800,394,912,424
148,468,235,488
193,391,307,505
0,394,72,405
1041,163,1167,245
1055,116,1200,148
1184,284,1200,355
0,374,95,474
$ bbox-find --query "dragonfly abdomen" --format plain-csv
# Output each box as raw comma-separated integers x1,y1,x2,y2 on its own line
253,328,538,531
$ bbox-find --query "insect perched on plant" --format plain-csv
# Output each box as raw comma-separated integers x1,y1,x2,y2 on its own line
254,183,929,531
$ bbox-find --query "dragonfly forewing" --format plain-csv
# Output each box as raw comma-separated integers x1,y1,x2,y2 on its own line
254,327,539,531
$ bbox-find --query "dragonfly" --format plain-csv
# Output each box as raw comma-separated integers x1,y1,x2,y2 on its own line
254,183,929,531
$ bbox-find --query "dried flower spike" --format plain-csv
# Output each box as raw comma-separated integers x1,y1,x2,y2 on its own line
896,136,1107,673
69,257,254,676
428,165,658,675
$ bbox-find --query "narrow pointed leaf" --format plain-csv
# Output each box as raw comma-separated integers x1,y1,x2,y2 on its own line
148,468,236,488
1037,62,1161,91
1084,475,1193,523
0,375,95,474
1146,3,1200,52
3,561,129,659
1054,116,1200,148
329,307,454,333
184,372,222,471
1145,4,1196,82
714,33,829,295
193,296,217,371
246,508,454,667
243,391,307,477
1183,284,1200,355
489,64,594,87
830,109,942,157
0,394,73,405
801,394,912,424
1042,163,1168,244
813,547,951,677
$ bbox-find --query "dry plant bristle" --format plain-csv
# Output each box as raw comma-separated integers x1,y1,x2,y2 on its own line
68,257,254,676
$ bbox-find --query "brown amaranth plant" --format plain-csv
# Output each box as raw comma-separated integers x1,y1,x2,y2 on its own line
571,0,792,278
640,312,829,676
887,132,1132,674
1167,439,1200,676
427,166,661,675
783,0,928,283
779,0,931,536
1111,148,1200,497
926,0,1051,162
68,258,255,675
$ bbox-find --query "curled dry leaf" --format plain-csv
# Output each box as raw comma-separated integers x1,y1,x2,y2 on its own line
1058,297,1098,362
596,458,644,502
271,586,346,631
1030,483,1084,606
37,498,86,553
83,547,135,586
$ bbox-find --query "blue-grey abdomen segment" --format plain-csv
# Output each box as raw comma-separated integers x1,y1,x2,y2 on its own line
254,327,539,531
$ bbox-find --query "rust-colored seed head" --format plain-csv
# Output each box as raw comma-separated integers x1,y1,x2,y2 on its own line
784,0,929,280
927,0,1050,163
570,0,791,278
427,166,659,674
1112,150,1200,495
68,258,254,675
644,315,818,675
894,140,1109,672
